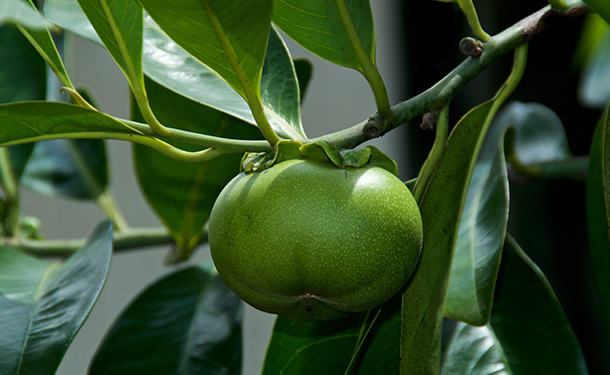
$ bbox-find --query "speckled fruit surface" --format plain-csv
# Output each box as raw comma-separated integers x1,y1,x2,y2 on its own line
208,158,423,321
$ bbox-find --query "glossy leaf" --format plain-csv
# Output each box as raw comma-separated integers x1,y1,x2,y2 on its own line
586,104,610,333
133,77,262,261
442,323,508,375
75,0,144,90
138,0,271,101
446,102,571,326
20,139,108,200
90,261,242,375
262,315,363,374
273,0,375,70
0,0,54,30
579,28,610,109
44,0,305,139
489,235,589,374
401,100,495,374
0,101,136,147
0,220,113,375
443,236,589,375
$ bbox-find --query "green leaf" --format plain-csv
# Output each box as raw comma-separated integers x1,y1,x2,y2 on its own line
44,0,306,139
0,101,136,146
446,102,571,326
443,236,589,375
20,139,108,200
262,315,363,374
586,104,610,334
585,0,610,25
138,0,271,101
0,25,46,103
90,261,242,375
0,220,113,375
273,0,375,70
294,59,313,102
442,323,508,375
579,28,610,109
0,0,54,30
133,77,262,261
75,0,144,90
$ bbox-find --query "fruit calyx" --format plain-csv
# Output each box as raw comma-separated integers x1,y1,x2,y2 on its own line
241,140,398,176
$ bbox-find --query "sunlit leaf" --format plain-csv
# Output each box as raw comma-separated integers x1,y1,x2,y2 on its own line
446,102,571,326
0,102,136,147
44,0,306,139
586,104,610,334
132,77,262,261
0,0,54,30
585,0,610,25
273,0,375,70
0,221,113,375
90,261,241,375
75,0,144,90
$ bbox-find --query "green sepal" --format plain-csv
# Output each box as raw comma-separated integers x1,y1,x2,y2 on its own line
241,140,398,176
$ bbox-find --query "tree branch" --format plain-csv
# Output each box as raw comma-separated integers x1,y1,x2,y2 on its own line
311,4,591,151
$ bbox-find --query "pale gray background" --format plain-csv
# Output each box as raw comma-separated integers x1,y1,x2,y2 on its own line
21,2,409,373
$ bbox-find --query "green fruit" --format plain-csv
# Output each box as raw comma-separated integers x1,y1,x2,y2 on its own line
209,158,423,321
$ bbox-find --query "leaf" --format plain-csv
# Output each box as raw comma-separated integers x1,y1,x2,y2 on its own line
0,101,137,146
446,102,571,326
0,220,113,375
585,0,610,25
133,77,262,261
262,315,363,375
0,25,46,103
443,236,589,375
442,323,509,375
273,0,375,70
20,139,108,200
138,0,272,101
90,261,242,375
578,28,610,109
490,235,589,374
0,0,55,30
294,59,313,102
75,0,144,90
44,0,306,139
586,104,610,334
401,100,496,374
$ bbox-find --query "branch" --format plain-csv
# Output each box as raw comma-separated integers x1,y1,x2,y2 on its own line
311,4,591,151
3,227,207,257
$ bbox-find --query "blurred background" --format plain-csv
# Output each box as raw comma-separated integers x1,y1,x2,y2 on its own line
9,0,609,373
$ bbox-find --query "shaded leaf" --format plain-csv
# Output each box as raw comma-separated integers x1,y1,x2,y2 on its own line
443,236,589,375
273,0,375,70
294,59,313,103
20,139,108,200
579,28,610,109
0,0,54,30
585,0,610,25
133,77,262,261
44,0,305,139
90,261,242,375
0,220,113,375
446,102,571,326
262,315,363,375
489,235,589,374
75,0,144,90
586,104,610,333
0,101,137,147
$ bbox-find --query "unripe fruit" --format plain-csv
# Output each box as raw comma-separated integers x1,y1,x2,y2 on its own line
209,158,423,321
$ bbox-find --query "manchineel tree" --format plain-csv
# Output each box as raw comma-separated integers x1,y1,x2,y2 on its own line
0,0,609,374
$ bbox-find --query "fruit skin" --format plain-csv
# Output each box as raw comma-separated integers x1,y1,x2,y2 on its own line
209,158,423,321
